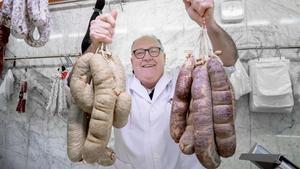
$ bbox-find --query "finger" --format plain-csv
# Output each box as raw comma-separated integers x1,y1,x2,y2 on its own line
94,27,113,38
99,13,117,28
90,32,112,44
111,10,118,20
97,21,114,35
192,0,205,17
188,6,204,24
90,25,113,44
194,0,214,17
91,18,115,37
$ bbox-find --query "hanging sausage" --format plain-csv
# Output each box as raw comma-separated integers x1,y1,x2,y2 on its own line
170,23,236,169
0,24,10,78
69,44,131,166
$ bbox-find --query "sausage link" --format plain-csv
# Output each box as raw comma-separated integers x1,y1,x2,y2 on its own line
179,110,195,154
81,51,117,165
107,55,131,128
11,0,28,39
170,56,194,143
207,55,236,157
70,53,94,113
191,63,220,169
66,86,88,162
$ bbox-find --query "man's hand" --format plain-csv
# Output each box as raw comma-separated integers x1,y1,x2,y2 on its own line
90,10,118,44
183,0,215,27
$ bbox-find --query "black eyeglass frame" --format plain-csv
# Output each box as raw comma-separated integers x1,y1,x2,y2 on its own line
132,47,162,59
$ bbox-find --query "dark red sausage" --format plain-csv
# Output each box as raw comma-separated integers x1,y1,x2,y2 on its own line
207,55,236,157
170,56,195,143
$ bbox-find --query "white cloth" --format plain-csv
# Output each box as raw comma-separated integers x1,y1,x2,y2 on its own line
113,69,203,169
0,69,15,111
46,75,67,118
249,57,294,113
230,58,251,100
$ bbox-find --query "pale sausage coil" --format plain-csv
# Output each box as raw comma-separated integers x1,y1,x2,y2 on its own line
69,46,131,166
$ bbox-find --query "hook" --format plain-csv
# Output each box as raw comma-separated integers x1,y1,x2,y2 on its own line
93,7,102,15
22,67,28,80
255,45,264,61
108,0,112,12
59,56,65,67
275,45,282,59
13,55,16,67
119,0,123,11
64,55,73,67
108,0,123,12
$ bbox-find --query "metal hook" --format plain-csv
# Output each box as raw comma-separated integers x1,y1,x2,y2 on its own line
22,67,28,80
255,46,259,61
119,0,123,11
64,55,73,67
275,45,282,59
108,0,112,12
107,0,123,12
255,45,264,61
59,57,64,66
93,7,102,15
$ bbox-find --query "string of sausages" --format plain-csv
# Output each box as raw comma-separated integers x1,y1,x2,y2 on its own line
0,24,10,78
68,44,131,166
170,26,236,169
16,79,27,113
1,0,50,47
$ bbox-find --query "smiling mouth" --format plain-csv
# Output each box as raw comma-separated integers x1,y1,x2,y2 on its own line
142,64,155,68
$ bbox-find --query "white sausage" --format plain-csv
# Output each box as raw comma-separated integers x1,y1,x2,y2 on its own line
11,0,28,39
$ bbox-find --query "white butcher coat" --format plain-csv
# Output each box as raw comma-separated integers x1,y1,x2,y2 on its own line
112,69,205,169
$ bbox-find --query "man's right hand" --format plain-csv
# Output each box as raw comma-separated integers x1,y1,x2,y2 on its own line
90,10,118,44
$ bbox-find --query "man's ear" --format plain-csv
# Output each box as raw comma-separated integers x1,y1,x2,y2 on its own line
131,57,134,72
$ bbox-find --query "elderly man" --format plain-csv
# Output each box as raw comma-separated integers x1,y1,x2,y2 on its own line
84,0,237,168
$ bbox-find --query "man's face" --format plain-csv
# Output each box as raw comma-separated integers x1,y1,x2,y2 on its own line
131,36,166,89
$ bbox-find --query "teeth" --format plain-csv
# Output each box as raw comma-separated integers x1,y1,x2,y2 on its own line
142,64,155,68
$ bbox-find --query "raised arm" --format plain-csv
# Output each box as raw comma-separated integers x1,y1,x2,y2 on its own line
183,0,238,66
67,10,118,86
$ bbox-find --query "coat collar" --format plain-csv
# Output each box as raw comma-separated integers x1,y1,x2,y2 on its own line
129,73,173,103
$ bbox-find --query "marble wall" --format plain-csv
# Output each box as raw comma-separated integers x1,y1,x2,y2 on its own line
0,0,300,169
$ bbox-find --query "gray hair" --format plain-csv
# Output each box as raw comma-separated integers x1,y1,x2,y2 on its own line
131,35,164,53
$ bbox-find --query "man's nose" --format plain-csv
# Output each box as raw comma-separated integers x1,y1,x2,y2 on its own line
143,51,152,60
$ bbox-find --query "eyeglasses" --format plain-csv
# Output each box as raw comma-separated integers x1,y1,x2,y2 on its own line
132,47,161,59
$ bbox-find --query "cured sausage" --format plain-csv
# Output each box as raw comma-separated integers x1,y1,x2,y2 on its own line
25,0,50,47
11,0,28,39
207,55,236,157
1,0,13,27
27,0,48,27
170,55,194,143
179,110,195,155
191,61,220,169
